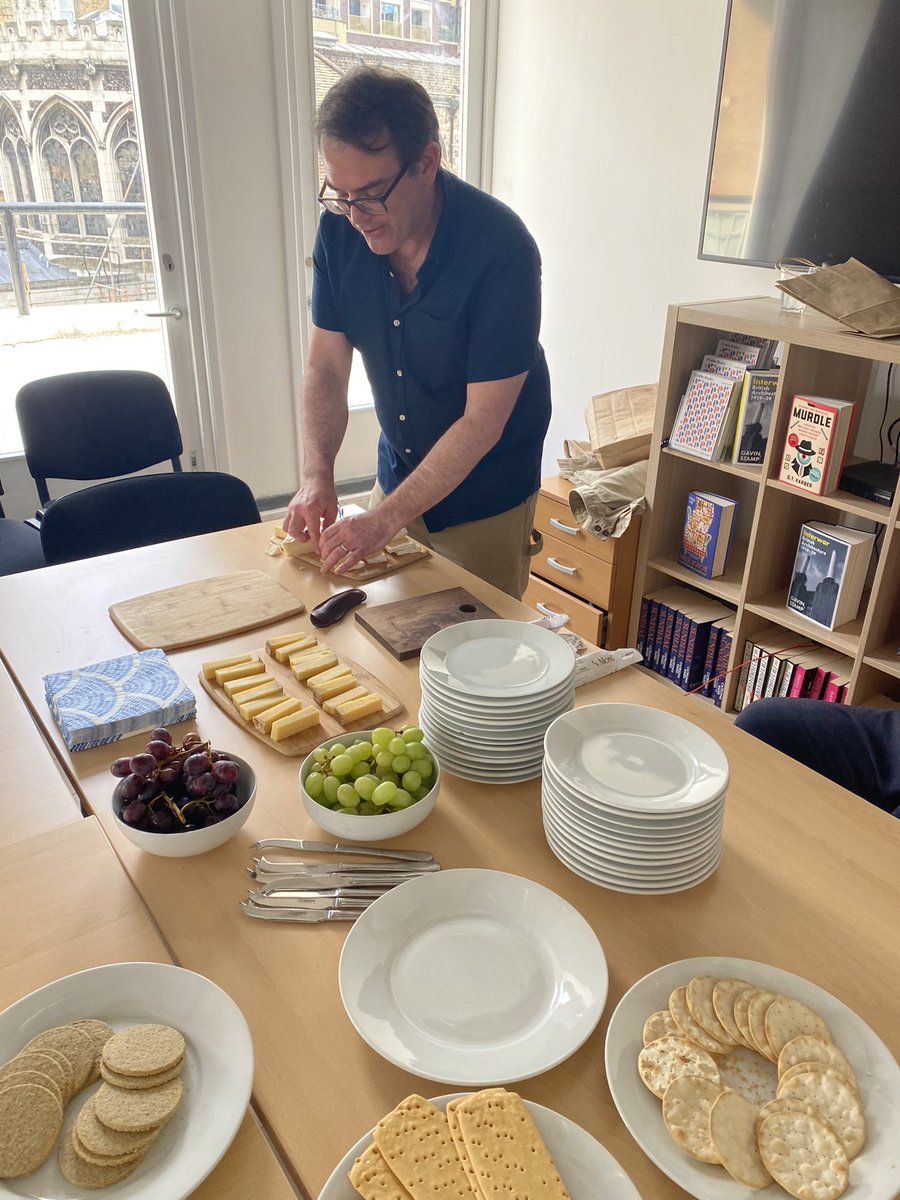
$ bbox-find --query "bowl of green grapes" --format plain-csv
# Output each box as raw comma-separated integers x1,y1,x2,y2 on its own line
299,724,440,841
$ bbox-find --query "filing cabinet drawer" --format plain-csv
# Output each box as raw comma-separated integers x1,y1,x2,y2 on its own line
531,531,613,610
534,491,617,564
523,574,604,645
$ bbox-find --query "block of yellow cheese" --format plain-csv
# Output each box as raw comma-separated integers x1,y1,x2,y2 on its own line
223,670,275,697
202,653,255,681
273,635,318,663
306,663,353,687
231,678,281,706
265,630,315,655
334,692,383,726
253,696,303,734
270,704,320,742
238,691,287,721
292,652,339,682
215,659,264,686
322,685,369,715
311,674,358,704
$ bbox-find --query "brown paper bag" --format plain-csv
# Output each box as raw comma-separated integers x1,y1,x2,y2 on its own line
584,384,657,468
775,258,900,337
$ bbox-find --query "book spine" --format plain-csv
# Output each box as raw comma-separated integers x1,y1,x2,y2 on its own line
741,644,763,710
712,630,734,709
643,601,661,667
807,667,834,702
684,624,713,692
657,605,677,675
700,627,722,696
734,639,756,712
648,604,666,673
823,679,841,703
763,654,783,699
777,659,796,698
751,650,772,703
666,611,686,680
789,662,815,699
635,596,651,659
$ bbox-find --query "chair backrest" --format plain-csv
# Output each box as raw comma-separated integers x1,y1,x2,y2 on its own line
39,472,261,566
16,370,184,506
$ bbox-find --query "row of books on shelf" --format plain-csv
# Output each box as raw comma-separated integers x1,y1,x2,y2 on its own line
734,630,851,712
666,330,857,498
635,585,736,708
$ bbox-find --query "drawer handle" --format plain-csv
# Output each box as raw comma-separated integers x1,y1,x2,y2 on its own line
547,555,577,576
549,517,580,536
536,601,570,622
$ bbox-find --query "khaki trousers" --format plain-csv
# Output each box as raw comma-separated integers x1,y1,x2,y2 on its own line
369,483,540,600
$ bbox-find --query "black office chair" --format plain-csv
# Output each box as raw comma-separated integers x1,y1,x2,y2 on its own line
15,370,183,509
39,472,262,566
0,476,45,576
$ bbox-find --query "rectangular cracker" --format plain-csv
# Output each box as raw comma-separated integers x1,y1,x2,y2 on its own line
373,1094,478,1200
454,1089,571,1199
348,1141,414,1200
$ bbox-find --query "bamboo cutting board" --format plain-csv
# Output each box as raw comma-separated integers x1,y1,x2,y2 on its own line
109,572,306,651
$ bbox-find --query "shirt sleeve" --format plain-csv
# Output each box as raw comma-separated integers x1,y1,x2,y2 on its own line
310,219,344,333
465,234,542,384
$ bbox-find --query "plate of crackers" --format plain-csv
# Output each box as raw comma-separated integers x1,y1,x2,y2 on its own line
0,961,253,1199
318,1088,642,1200
604,956,900,1200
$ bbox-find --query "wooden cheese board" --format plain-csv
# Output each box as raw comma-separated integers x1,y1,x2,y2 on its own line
199,643,404,758
354,587,500,660
109,571,306,651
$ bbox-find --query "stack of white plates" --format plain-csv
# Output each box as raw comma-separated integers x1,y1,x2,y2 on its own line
418,619,576,783
541,703,729,894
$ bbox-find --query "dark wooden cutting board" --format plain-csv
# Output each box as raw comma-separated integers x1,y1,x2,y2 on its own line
354,587,499,660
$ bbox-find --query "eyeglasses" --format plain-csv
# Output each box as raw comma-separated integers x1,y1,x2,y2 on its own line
318,163,408,216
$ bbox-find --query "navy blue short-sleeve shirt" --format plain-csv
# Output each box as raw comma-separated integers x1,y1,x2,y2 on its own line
311,169,551,532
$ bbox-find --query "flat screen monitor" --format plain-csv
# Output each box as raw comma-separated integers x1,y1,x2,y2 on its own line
699,0,900,281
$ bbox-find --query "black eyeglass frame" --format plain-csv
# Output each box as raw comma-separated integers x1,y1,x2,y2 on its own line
318,163,409,216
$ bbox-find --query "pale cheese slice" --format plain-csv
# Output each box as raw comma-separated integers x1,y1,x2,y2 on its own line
306,663,353,687
201,652,255,681
273,635,318,663
334,692,383,725
253,697,302,733
271,705,320,741
293,653,339,682
231,678,282,706
238,691,287,721
223,670,274,697
215,658,263,686
323,685,369,715
265,630,314,654
311,675,358,704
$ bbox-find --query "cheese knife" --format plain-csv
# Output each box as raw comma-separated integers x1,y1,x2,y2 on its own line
246,870,429,889
250,839,434,862
240,901,358,923
249,888,386,909
248,857,440,876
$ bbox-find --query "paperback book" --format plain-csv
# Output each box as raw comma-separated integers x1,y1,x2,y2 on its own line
677,491,736,579
700,354,747,384
722,331,779,369
777,394,855,495
715,339,762,367
786,521,875,630
731,369,779,464
668,370,741,461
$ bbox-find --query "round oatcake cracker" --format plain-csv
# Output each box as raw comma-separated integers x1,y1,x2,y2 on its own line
0,1067,63,1107
777,1071,866,1159
59,1129,144,1189
75,1093,161,1159
22,1024,96,1094
0,1081,64,1179
662,1074,723,1164
100,1054,184,1091
764,997,831,1058
69,1019,115,1085
102,1024,185,1078
93,1075,183,1132
712,979,753,1046
668,987,731,1055
638,1036,720,1099
708,1090,772,1189
778,1036,857,1090
757,1109,849,1200
686,975,737,1046
642,1010,680,1046
0,1049,71,1099
71,1123,158,1169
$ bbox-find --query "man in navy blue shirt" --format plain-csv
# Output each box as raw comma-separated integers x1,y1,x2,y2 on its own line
284,67,551,597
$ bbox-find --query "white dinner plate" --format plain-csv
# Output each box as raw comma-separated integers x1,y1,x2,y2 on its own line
0,962,253,1200
543,827,723,895
541,793,724,865
419,673,576,715
544,704,729,814
316,1092,642,1200
338,869,607,1085
419,693,574,734
418,701,560,753
542,763,727,831
420,620,575,698
604,956,900,1200
543,823,723,885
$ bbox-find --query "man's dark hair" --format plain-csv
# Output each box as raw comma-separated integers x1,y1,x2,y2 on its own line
316,67,440,164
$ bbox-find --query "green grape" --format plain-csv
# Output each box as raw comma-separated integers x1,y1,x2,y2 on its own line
413,785,430,801
418,758,434,779
401,769,422,792
392,754,411,773
389,788,413,809
353,774,378,801
375,768,399,784
329,743,347,757
313,748,328,764
323,775,340,803
375,751,394,770
372,780,398,806
358,800,377,815
406,742,427,761
402,726,425,743
371,727,394,747
388,737,407,756
350,761,370,780
330,753,354,777
337,783,359,806
305,771,325,799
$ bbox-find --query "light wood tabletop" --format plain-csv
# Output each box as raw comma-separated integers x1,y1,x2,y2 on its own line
0,523,898,1200
0,816,299,1199
0,655,81,847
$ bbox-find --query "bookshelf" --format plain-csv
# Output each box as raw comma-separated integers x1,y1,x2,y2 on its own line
630,296,900,713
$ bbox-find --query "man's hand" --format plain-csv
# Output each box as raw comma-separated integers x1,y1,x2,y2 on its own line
284,476,339,555
318,505,400,576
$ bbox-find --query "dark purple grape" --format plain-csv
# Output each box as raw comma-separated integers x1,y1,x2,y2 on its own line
157,765,180,785
183,752,212,777
121,800,148,825
182,732,202,749
149,809,176,832
110,757,133,778
150,727,173,745
118,774,142,801
183,822,204,832
203,814,223,827
129,752,157,778
186,771,215,797
146,739,173,761
138,779,162,802
210,781,230,797
212,759,239,784
213,793,240,815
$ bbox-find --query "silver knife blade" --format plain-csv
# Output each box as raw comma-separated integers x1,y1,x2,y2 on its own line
249,890,383,910
251,839,433,862
247,871,426,889
251,858,440,875
240,901,358,923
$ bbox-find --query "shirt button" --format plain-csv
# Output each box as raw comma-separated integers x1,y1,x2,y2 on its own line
396,369,403,377
404,448,412,454
393,319,401,327
399,414,406,421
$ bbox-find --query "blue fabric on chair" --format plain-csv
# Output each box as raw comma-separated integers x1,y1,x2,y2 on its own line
39,471,261,566
16,370,183,508
0,518,45,575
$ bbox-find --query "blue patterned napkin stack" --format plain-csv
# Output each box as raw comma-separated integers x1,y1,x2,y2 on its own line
43,648,196,751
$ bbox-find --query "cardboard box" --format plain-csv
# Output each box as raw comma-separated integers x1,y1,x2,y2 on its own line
584,383,657,468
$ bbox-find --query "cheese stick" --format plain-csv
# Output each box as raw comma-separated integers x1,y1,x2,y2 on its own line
271,705,320,741
202,653,255,681
311,675,358,704
223,671,275,697
238,691,287,721
265,630,315,654
215,659,263,686
273,635,319,662
334,692,383,725
322,685,369,715
253,697,303,734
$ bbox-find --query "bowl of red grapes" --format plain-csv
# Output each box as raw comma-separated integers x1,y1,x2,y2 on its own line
111,728,256,856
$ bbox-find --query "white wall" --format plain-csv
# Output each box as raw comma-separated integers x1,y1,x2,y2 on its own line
490,0,776,475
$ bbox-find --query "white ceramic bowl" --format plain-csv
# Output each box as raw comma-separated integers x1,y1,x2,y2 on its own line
299,730,440,842
113,752,256,857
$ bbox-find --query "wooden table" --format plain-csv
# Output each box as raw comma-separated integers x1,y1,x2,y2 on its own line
0,655,81,846
0,816,299,1199
1,523,898,1200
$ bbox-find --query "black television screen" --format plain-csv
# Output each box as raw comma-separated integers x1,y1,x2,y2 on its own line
699,0,900,281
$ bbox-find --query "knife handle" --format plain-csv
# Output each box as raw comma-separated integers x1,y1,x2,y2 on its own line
251,839,434,862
